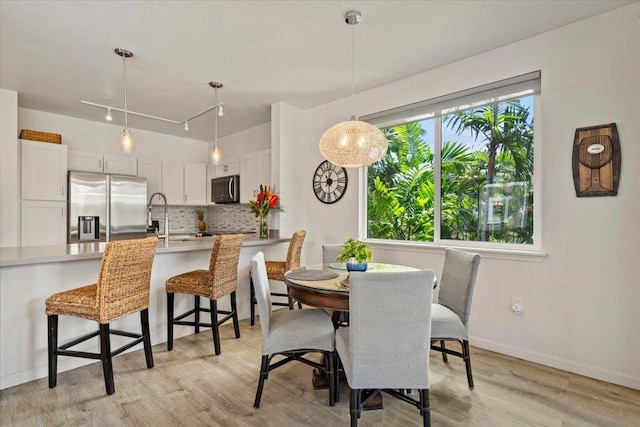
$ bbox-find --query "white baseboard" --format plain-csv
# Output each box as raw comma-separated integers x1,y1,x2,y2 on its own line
471,337,640,391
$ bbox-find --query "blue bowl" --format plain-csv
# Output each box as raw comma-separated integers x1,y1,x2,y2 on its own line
346,262,368,272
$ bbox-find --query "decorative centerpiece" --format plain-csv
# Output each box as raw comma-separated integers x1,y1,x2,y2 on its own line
249,184,279,238
196,209,207,232
337,237,373,271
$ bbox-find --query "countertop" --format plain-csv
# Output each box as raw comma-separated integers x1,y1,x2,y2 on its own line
0,234,290,267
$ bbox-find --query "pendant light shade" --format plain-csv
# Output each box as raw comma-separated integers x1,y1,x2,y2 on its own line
318,10,387,168
319,119,387,168
120,129,134,153
116,48,134,154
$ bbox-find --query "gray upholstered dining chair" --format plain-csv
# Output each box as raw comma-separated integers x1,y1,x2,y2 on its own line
322,243,342,264
250,252,336,408
430,248,481,388
335,269,435,426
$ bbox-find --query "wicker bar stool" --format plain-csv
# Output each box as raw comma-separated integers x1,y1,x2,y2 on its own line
166,233,244,355
45,236,158,396
249,230,306,326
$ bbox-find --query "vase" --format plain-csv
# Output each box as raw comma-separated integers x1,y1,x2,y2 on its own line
258,214,269,239
346,257,368,272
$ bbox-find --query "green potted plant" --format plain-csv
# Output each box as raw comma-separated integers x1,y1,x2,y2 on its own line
337,237,373,271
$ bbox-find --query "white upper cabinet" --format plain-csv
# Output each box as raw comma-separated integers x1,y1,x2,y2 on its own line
137,160,161,203
239,149,271,203
183,163,206,205
21,140,67,201
161,162,184,205
68,149,137,176
215,157,239,178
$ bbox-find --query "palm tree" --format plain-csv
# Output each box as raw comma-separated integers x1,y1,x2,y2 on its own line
445,99,533,184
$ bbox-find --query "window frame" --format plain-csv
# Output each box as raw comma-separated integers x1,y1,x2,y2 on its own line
358,73,544,258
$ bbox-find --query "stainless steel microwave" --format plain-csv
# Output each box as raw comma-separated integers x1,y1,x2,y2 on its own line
211,174,240,203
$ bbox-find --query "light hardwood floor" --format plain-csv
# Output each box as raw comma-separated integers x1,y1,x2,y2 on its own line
1,319,639,426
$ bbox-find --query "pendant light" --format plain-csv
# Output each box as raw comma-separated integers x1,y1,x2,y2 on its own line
210,81,223,163
116,48,134,154
318,10,387,168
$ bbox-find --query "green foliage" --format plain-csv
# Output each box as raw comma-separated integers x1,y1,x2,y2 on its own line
337,238,373,263
367,98,534,245
195,209,204,221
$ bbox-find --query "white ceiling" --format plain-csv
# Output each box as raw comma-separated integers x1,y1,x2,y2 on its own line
1,1,634,142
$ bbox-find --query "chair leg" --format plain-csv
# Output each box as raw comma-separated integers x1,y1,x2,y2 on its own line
287,294,294,310
350,388,361,427
420,389,432,427
210,299,221,355
167,292,174,351
230,291,241,339
440,340,448,363
140,309,154,369
99,323,115,395
254,355,269,408
334,352,341,402
462,340,474,388
327,351,335,407
47,314,58,388
250,277,256,326
194,295,200,334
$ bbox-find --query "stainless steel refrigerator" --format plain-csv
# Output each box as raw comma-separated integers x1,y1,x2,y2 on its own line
68,171,148,243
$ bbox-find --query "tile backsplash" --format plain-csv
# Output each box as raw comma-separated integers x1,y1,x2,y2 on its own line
149,204,261,233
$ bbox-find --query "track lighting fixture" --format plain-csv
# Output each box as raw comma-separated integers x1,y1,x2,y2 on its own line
183,121,189,131
106,108,113,121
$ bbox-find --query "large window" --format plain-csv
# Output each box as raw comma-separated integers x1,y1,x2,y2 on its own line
363,72,540,249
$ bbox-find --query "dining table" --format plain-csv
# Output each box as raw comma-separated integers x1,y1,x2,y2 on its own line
283,262,436,408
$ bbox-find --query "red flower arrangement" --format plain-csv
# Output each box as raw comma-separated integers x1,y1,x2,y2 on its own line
249,185,280,238
249,184,279,217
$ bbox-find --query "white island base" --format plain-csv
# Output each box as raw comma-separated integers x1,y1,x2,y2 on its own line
0,236,290,390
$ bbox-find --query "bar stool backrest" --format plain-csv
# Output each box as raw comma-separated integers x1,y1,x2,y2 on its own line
97,237,158,323
208,234,245,297
285,230,306,271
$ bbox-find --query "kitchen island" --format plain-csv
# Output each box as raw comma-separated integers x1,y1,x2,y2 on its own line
0,234,290,390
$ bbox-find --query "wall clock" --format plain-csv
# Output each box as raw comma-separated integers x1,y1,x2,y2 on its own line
313,160,348,204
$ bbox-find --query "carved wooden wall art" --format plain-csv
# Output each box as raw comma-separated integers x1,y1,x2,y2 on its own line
572,123,621,197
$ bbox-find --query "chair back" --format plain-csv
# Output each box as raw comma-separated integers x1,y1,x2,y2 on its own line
208,234,244,296
438,248,481,327
285,230,306,270
250,252,272,343
96,236,158,322
347,269,434,389
322,244,342,264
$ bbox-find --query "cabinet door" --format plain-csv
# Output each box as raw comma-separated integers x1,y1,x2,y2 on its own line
21,201,67,246
68,149,103,173
138,160,162,203
206,164,217,205
104,153,137,176
161,162,184,205
183,163,206,205
216,158,239,177
240,154,258,203
21,140,68,201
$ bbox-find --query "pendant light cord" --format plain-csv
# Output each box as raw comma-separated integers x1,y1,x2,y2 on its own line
214,86,218,147
351,23,355,120
122,53,128,131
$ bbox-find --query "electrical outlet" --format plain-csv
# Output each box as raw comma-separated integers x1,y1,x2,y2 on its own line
511,296,523,314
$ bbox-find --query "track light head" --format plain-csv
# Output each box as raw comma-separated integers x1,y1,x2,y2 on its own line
217,103,224,117
183,121,189,131
106,108,113,121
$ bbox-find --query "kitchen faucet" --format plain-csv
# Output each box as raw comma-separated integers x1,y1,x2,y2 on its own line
148,192,169,241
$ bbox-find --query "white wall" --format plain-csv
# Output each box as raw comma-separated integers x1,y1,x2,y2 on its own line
18,108,209,163
216,122,270,160
279,4,640,389
0,89,19,247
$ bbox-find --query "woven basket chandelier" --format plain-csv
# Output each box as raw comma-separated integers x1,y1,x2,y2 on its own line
318,10,387,168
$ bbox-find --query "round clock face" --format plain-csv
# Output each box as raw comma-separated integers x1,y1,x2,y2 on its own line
313,160,348,204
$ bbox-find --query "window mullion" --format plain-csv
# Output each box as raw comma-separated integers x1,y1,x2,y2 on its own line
433,118,442,244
